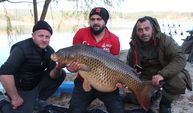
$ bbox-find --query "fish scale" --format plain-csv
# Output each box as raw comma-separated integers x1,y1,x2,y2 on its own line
51,44,160,110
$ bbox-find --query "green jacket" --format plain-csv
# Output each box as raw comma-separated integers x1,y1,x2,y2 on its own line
127,17,192,97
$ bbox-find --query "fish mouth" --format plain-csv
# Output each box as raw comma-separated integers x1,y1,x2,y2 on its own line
50,53,68,67
50,53,59,62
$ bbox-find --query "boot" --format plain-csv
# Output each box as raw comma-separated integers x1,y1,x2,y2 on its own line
159,96,172,113
159,105,171,113
122,93,138,105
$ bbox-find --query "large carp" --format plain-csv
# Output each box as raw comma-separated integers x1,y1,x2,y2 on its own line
51,44,159,110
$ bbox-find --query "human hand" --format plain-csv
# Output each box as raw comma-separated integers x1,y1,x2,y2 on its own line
116,83,129,92
66,62,80,73
116,83,124,88
152,74,164,86
50,63,64,79
11,95,24,109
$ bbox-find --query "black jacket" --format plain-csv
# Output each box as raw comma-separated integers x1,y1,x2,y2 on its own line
0,38,55,90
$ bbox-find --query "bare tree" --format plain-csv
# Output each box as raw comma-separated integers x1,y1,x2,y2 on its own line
40,0,51,21
1,0,52,23
0,0,7,2
32,0,51,24
1,0,124,42
33,0,38,23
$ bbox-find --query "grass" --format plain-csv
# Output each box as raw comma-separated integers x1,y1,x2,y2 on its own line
0,9,193,35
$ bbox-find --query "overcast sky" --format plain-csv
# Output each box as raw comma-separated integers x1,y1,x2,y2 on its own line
0,0,193,12
119,0,193,12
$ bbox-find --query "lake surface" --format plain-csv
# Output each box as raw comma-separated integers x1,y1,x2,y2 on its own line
0,30,132,65
1,21,193,66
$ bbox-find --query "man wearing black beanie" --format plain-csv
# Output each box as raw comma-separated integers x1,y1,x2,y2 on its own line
32,20,53,35
88,7,110,35
89,7,109,24
67,7,125,113
0,20,66,113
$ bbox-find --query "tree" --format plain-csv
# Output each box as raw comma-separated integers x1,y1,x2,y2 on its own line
0,0,7,2
33,0,51,24
1,0,124,44
2,0,123,23
0,0,51,23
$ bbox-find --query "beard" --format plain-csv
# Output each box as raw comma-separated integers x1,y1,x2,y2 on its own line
138,34,152,42
91,24,105,35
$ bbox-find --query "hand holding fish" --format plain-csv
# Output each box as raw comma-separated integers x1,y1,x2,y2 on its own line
116,83,130,92
66,61,80,73
152,74,164,86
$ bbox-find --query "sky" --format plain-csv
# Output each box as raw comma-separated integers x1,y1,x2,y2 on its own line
1,0,193,12
119,0,193,12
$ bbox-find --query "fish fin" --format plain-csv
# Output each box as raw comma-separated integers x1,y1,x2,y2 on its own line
79,64,91,72
83,79,92,92
134,82,159,111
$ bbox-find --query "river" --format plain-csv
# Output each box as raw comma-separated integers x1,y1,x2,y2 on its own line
1,20,193,65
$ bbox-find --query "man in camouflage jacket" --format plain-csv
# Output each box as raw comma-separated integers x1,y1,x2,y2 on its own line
126,16,192,113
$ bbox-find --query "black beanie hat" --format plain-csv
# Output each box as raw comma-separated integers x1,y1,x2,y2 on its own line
32,20,53,35
89,7,109,24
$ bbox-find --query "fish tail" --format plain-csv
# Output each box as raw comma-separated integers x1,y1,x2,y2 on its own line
134,82,158,111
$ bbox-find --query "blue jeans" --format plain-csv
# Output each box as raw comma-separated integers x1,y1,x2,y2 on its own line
68,78,125,113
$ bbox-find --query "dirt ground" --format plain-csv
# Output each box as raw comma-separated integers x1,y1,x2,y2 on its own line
47,51,193,113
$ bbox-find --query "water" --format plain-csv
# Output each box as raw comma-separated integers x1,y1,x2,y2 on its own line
0,30,132,65
0,32,190,65
1,20,193,64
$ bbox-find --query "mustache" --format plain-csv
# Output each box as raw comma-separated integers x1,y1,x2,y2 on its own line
93,24,100,27
142,34,150,38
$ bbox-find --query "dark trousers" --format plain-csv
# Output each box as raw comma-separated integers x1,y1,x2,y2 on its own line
187,47,193,62
68,78,125,113
181,36,193,62
1,70,65,113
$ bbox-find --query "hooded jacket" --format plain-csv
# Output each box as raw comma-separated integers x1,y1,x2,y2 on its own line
127,16,192,97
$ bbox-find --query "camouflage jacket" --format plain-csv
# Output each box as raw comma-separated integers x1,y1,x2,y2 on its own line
127,17,192,95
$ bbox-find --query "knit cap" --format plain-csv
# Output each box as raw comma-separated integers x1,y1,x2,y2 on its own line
89,7,109,24
32,20,53,35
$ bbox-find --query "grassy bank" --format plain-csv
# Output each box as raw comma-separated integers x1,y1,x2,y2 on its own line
0,9,193,35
